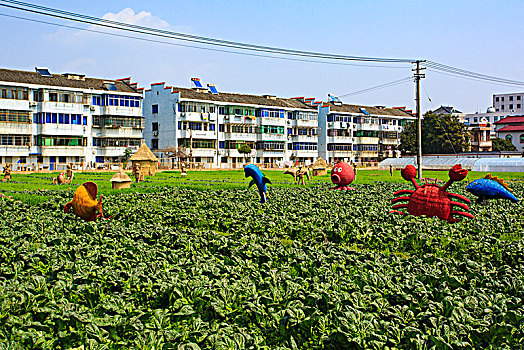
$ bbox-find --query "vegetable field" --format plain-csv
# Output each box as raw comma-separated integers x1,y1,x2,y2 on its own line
0,174,523,348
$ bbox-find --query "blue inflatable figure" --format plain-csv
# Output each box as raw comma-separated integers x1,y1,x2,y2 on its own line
244,164,271,203
466,174,518,204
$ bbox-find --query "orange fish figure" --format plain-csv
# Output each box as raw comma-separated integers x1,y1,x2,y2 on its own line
64,182,106,221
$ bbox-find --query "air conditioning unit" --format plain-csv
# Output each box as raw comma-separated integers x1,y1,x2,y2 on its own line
90,106,95,111
152,130,158,136
180,112,186,117
224,115,229,120
328,122,333,127
29,102,37,107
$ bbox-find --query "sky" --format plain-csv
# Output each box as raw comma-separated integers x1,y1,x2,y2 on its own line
0,0,523,114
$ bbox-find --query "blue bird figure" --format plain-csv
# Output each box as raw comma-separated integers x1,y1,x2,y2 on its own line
465,174,518,204
244,164,271,203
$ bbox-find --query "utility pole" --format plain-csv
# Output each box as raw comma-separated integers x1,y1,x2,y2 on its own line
413,60,426,179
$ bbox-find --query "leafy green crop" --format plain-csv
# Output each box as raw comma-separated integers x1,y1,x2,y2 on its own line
0,181,523,349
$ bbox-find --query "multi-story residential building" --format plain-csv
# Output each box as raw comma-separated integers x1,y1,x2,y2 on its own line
493,92,524,113
495,116,524,152
318,101,414,164
0,67,143,169
143,80,318,167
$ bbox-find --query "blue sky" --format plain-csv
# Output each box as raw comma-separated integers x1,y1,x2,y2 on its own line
0,0,523,113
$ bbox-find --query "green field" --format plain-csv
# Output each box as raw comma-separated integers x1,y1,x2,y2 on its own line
0,169,523,348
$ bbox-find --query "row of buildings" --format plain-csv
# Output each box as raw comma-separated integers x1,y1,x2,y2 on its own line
142,81,415,167
433,91,524,153
0,67,415,169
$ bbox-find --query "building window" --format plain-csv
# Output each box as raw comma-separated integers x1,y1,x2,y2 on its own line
495,97,499,102
219,124,224,132
152,122,158,131
474,117,478,123
152,139,158,149
509,96,513,101
509,104,513,109
59,156,67,163
152,104,158,114
521,134,524,143
501,105,505,110
518,96,521,101
518,104,521,109
506,134,512,142
501,97,504,101
494,116,499,122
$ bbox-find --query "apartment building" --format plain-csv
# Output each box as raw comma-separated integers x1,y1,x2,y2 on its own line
143,80,318,167
493,92,524,113
318,101,415,163
0,67,143,169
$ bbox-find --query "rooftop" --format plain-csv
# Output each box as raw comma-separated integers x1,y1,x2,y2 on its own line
324,101,414,117
496,125,524,132
494,116,524,124
168,86,317,110
0,68,139,93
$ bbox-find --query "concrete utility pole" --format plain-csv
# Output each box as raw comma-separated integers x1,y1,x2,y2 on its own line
413,60,426,179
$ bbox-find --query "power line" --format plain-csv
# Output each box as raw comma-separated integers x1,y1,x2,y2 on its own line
2,0,524,88
0,0,414,64
338,77,412,98
0,13,409,69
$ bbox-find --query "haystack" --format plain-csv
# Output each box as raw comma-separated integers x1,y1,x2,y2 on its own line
312,157,328,176
110,168,132,189
128,143,159,176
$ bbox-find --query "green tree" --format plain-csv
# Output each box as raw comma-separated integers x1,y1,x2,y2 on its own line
399,112,470,154
491,137,517,151
238,144,252,163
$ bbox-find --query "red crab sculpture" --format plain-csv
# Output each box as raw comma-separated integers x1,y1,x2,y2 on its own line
390,164,474,223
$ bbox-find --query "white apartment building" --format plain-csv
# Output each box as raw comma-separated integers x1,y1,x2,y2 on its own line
463,107,518,137
0,67,143,170
318,101,415,164
143,80,318,167
493,92,524,113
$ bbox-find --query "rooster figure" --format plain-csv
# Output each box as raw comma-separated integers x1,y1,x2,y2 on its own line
390,164,474,223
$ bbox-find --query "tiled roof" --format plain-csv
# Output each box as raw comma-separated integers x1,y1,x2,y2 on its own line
494,116,524,124
0,68,139,93
325,102,413,117
496,125,524,132
172,87,317,110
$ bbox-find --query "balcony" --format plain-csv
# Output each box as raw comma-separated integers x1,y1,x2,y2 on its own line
0,122,32,134
37,124,86,136
379,124,402,132
257,133,286,141
40,146,85,157
93,127,143,138
0,145,30,156
40,102,84,113
224,132,257,141
101,105,141,117
293,119,318,127
380,138,399,145
289,135,317,142
188,148,216,157
355,124,380,131
178,130,216,139
356,137,379,144
95,145,139,157
260,117,285,126
327,135,353,143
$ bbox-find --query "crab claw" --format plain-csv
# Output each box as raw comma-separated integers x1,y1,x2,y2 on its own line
449,164,468,182
401,165,417,181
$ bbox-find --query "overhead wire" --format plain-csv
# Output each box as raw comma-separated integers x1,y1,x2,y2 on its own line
0,13,409,69
0,0,414,63
1,0,524,87
338,77,412,98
